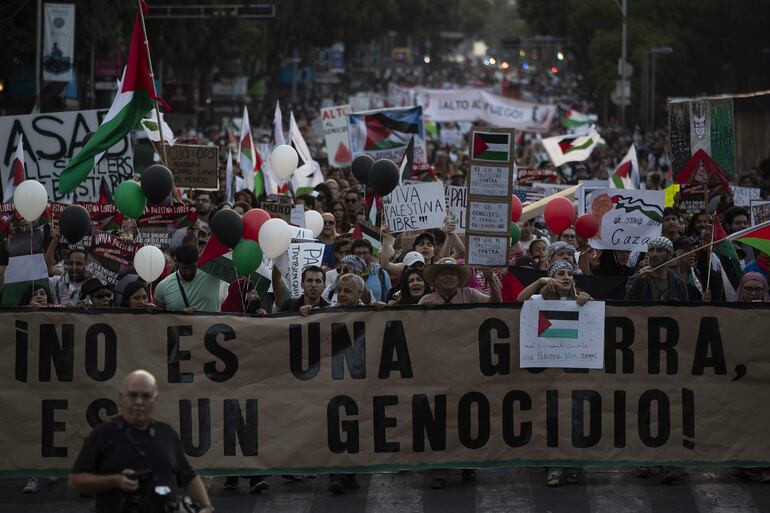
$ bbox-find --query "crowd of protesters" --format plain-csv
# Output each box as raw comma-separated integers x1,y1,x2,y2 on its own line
3,60,770,495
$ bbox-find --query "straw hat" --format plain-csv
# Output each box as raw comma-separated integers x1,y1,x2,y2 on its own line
422,257,472,288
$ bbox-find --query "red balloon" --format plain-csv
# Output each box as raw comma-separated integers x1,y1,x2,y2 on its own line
243,208,271,242
543,196,575,235
575,213,600,239
510,195,523,222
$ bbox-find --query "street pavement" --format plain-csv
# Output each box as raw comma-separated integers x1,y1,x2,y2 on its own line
3,467,770,513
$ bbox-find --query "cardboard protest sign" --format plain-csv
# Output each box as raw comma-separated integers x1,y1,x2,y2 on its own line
444,185,467,233
135,205,197,251
0,109,134,202
383,182,446,233
731,186,761,207
260,199,292,223
290,205,306,228
750,199,770,226
465,129,514,266
587,189,664,252
279,242,325,298
519,300,606,369
164,144,219,190
320,104,352,168
4,303,770,475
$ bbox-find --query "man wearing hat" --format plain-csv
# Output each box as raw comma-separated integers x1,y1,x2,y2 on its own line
78,278,113,308
626,236,689,301
419,257,501,305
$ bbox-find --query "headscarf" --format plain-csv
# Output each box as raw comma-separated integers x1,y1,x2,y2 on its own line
546,241,575,261
547,259,574,277
647,236,674,255
734,272,770,302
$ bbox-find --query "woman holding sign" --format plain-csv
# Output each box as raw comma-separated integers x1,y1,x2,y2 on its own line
517,260,591,487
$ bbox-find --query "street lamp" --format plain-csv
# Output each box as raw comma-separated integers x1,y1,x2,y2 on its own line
649,47,674,130
613,0,628,127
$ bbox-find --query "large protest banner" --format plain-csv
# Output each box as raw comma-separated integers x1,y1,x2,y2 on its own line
587,189,664,252
414,88,557,132
5,303,768,477
0,110,134,202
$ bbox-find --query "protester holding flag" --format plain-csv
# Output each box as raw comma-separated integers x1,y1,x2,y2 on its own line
626,237,689,302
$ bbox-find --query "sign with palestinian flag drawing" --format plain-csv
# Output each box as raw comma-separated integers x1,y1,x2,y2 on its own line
519,300,605,369
471,131,511,162
348,106,427,164
465,128,514,267
321,104,352,168
587,188,664,252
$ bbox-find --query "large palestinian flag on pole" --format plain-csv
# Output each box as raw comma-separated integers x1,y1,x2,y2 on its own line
0,228,48,306
58,0,160,194
348,106,426,164
3,135,26,202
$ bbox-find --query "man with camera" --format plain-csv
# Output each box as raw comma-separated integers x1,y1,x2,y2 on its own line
68,370,213,513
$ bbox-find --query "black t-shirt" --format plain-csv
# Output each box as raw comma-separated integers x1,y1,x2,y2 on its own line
71,417,196,513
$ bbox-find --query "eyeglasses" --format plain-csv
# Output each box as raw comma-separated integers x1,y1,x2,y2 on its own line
744,287,765,294
125,391,155,402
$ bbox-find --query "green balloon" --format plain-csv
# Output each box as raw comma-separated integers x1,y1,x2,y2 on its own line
509,222,521,245
114,180,147,219
233,239,263,276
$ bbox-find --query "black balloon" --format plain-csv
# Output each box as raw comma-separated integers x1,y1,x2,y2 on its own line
210,209,243,248
140,165,174,205
368,159,400,197
351,154,374,185
60,205,91,244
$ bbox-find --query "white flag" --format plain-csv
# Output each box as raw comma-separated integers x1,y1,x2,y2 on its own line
140,112,175,145
290,111,323,191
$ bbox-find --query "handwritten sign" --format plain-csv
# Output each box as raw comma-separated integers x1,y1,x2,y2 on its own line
468,201,509,233
732,186,761,207
165,144,219,189
587,188,664,252
321,104,352,168
283,242,325,298
383,182,446,233
466,235,508,266
260,199,292,223
519,300,605,369
469,165,510,197
290,205,306,227
444,185,467,233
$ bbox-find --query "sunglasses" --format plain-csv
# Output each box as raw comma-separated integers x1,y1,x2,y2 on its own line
92,293,112,300
324,220,335,226
344,198,358,203
338,266,354,274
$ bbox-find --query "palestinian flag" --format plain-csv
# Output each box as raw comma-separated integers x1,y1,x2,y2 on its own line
729,219,770,257
0,228,49,307
351,222,382,254
541,128,601,167
58,0,162,195
348,106,424,162
471,132,511,162
198,234,272,286
562,110,597,130
239,106,264,196
3,134,26,202
537,310,579,339
609,144,639,189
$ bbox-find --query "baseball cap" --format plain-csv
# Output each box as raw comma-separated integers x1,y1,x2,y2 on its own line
402,251,426,267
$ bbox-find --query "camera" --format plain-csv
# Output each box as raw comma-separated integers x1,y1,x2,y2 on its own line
120,469,198,513
120,469,153,513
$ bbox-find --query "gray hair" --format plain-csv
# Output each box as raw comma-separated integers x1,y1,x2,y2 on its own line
338,273,366,292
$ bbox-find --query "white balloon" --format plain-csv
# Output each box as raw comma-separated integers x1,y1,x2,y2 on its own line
270,144,299,180
304,210,324,238
13,180,48,221
133,245,166,283
259,218,292,259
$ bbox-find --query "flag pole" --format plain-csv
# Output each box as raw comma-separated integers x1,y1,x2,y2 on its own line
705,214,715,293
137,0,168,169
